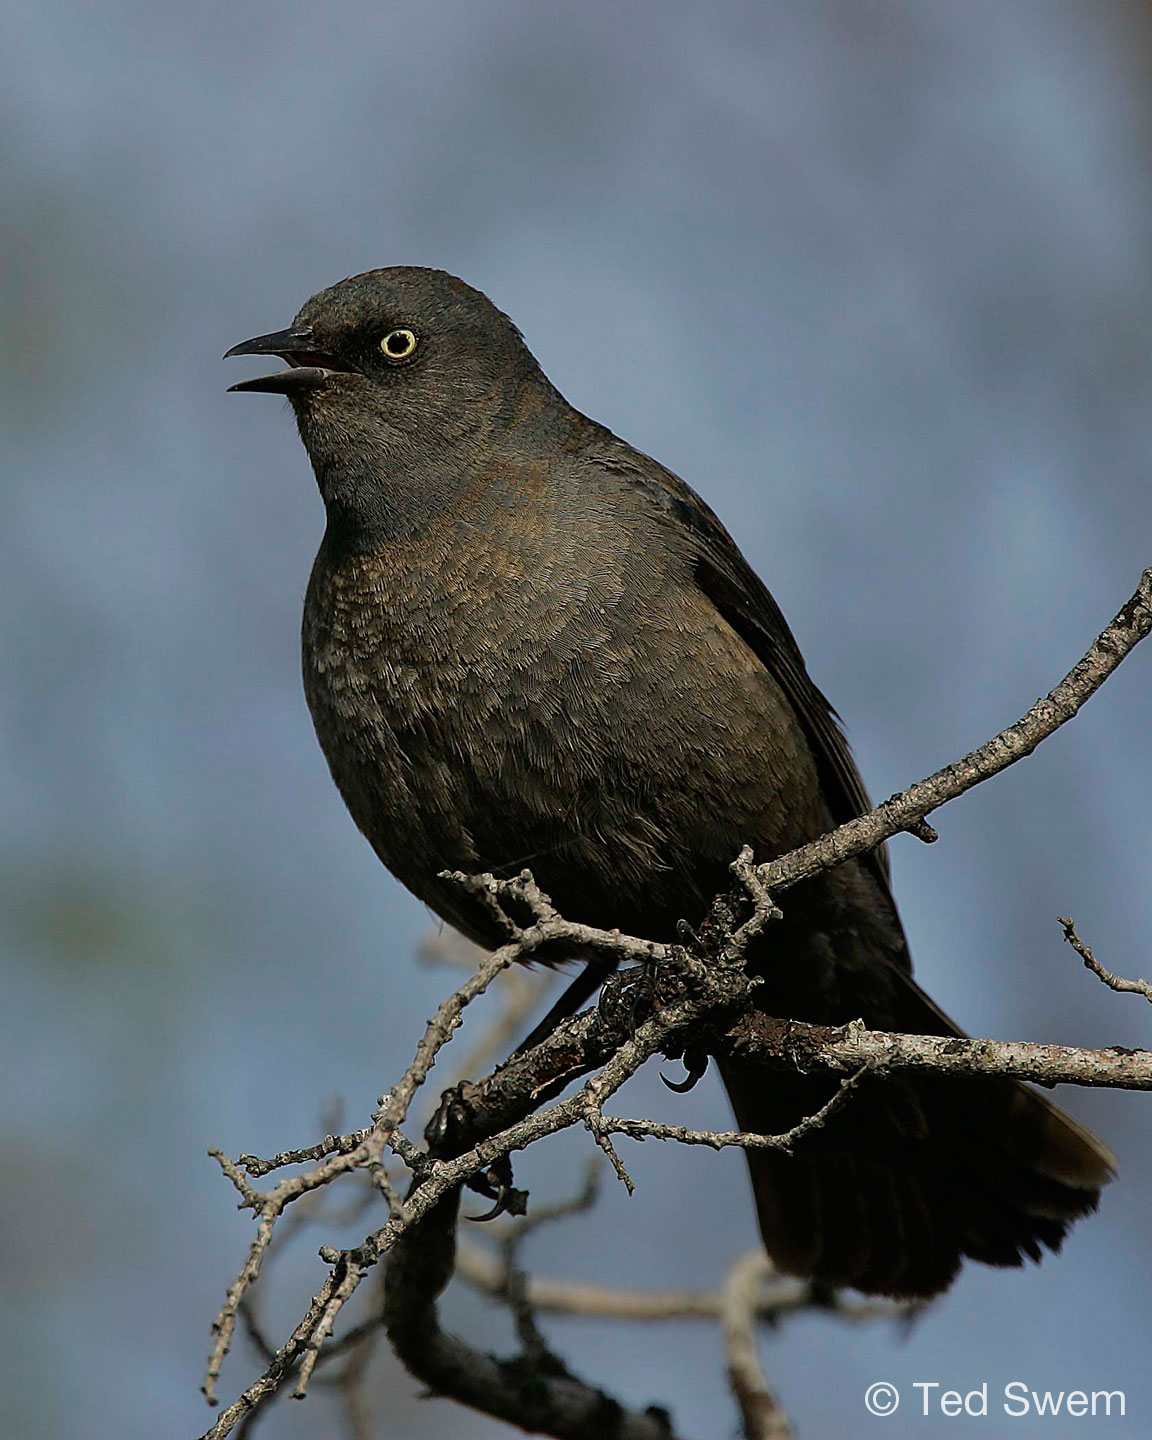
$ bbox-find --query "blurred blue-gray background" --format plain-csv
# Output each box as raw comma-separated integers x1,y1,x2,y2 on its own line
2,3,1150,1436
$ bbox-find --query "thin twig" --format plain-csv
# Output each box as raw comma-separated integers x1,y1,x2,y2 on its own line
455,1243,911,1325
204,1210,277,1405
602,1068,869,1154
744,568,1152,906
237,1133,369,1179
496,1160,602,1360
440,958,557,1094
1059,917,1152,1004
202,1269,344,1439
202,932,523,1406
325,1274,382,1440
293,1258,364,1398
720,1252,792,1439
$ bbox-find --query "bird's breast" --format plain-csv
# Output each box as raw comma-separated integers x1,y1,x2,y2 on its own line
299,514,654,918
300,502,825,942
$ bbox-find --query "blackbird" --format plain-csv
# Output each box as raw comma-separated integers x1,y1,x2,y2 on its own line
227,266,1112,1298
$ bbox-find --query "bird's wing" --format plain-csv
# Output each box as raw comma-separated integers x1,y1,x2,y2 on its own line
598,440,891,886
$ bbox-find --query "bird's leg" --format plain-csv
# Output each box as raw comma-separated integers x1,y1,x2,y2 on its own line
425,1086,529,1221
514,955,620,1055
426,958,626,1230
655,920,713,1090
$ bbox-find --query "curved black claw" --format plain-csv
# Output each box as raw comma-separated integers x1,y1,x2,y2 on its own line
468,1183,513,1223
463,1156,530,1221
661,1048,710,1094
466,1177,530,1221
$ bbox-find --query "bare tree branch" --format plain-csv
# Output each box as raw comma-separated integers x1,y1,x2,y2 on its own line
720,1252,793,1440
1059,916,1152,1004
599,1070,869,1154
383,1187,685,1440
735,566,1152,910
455,1242,912,1326
720,1014,1152,1090
202,938,522,1406
199,567,1152,1439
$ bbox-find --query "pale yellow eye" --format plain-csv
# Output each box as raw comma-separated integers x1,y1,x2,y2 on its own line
380,328,418,360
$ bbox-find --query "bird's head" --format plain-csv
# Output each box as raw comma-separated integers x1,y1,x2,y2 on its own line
226,266,561,536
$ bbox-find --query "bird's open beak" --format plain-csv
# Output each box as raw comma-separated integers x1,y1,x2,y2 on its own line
224,325,360,394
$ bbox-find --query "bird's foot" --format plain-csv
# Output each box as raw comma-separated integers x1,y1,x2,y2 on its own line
597,961,657,1034
660,1045,710,1093
425,1085,530,1220
465,1155,529,1222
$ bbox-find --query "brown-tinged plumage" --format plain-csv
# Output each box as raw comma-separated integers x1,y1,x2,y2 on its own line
226,266,1114,1297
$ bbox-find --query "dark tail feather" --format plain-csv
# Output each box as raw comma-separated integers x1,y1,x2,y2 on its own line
719,978,1115,1299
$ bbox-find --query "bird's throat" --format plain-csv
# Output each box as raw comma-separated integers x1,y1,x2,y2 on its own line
297,402,481,550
